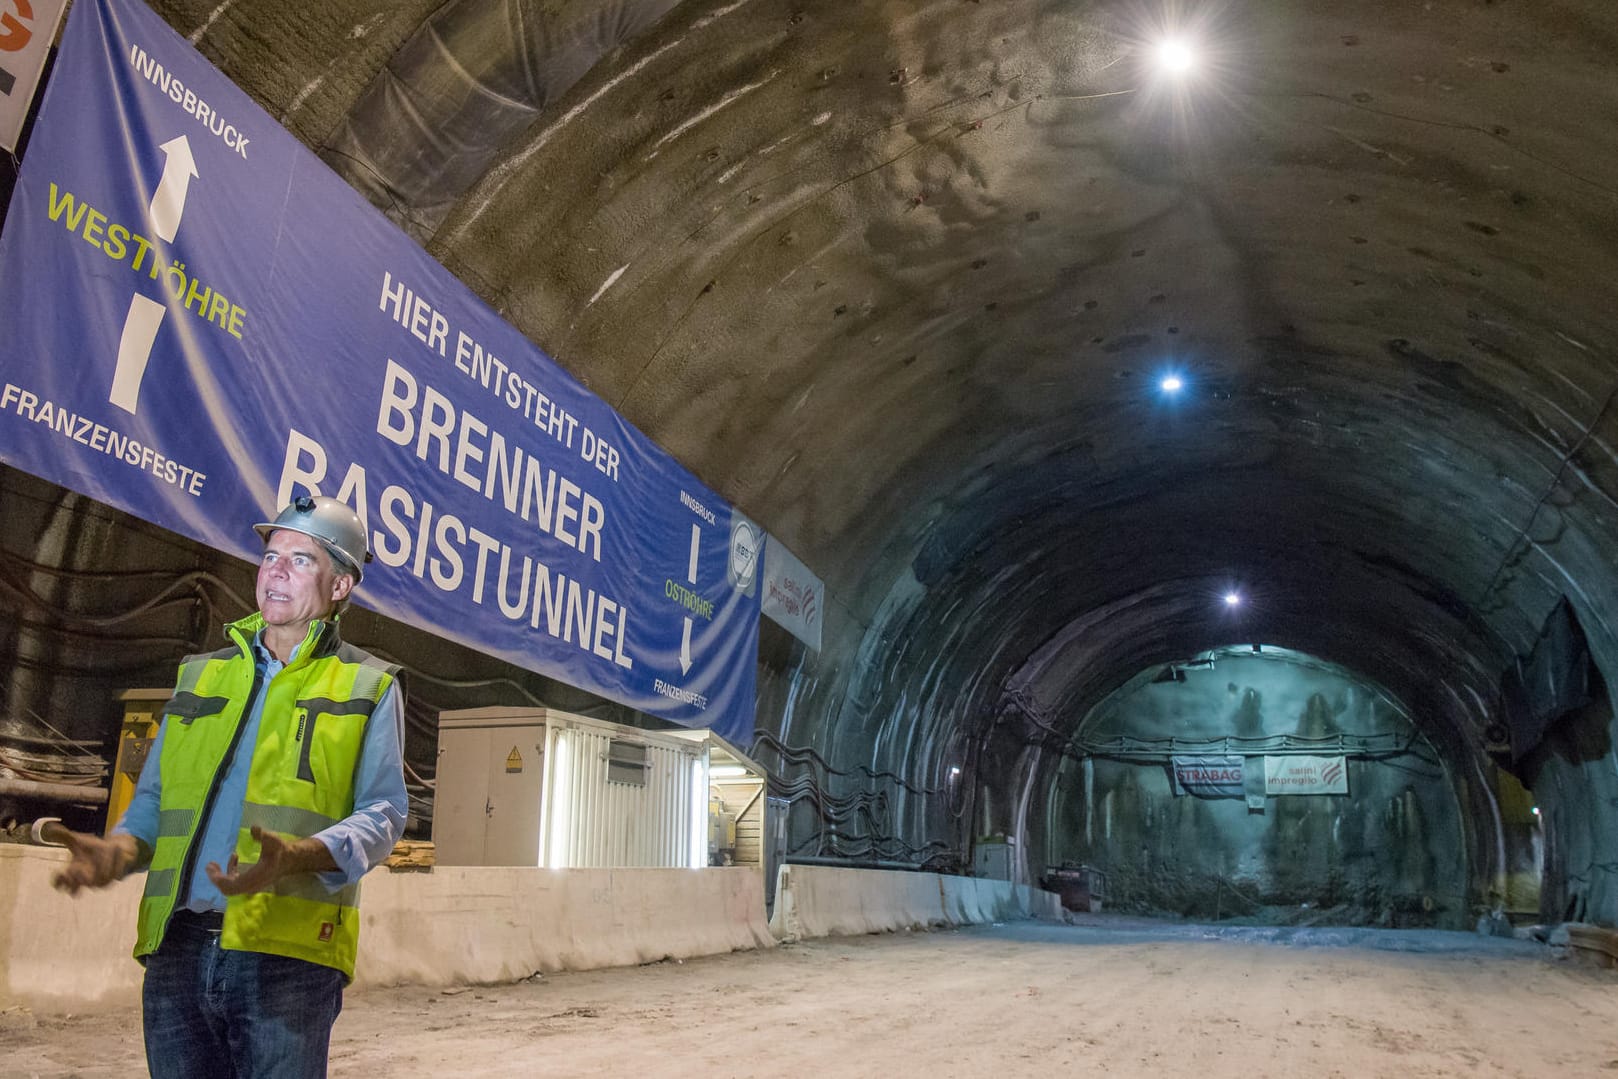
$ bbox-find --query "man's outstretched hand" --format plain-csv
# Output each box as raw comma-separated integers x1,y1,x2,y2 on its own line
52,831,143,895
205,825,338,895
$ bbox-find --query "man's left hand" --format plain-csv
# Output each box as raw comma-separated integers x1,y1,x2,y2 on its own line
205,825,337,895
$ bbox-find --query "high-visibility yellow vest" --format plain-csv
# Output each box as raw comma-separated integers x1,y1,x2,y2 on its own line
134,614,399,980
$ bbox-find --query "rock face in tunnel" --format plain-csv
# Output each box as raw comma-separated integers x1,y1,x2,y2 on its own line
1045,652,1470,928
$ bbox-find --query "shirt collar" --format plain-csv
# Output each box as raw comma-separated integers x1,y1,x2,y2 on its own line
251,628,299,669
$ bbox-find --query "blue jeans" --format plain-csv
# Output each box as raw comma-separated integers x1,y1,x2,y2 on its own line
142,912,345,1079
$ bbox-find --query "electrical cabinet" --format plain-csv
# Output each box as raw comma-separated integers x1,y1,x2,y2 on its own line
434,707,774,872
974,835,1015,880
434,707,707,869
433,708,547,867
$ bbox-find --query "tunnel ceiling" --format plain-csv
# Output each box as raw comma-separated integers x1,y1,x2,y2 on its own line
136,0,1618,762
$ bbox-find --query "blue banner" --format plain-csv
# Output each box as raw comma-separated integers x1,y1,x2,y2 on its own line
0,0,759,740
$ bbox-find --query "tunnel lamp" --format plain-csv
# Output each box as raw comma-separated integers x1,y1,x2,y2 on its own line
1154,38,1197,77
1531,806,1540,816
1223,591,1242,607
1159,375,1184,393
710,764,748,778
949,765,962,778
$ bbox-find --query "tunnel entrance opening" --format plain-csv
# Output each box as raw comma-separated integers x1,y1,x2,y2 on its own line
1040,645,1472,930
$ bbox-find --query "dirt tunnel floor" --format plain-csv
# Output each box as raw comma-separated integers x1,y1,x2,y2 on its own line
7,916,1618,1078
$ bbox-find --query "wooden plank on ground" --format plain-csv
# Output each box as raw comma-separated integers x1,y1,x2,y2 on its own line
386,839,436,870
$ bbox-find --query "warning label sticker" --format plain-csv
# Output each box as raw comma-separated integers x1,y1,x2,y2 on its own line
505,747,523,773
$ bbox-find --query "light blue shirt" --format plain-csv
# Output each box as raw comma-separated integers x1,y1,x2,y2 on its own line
115,628,408,912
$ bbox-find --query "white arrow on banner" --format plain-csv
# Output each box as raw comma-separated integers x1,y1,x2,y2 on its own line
678,522,700,674
110,134,200,413
148,135,198,243
110,294,166,414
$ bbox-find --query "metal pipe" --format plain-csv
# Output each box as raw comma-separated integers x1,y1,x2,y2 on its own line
31,817,68,846
785,854,925,872
0,776,109,805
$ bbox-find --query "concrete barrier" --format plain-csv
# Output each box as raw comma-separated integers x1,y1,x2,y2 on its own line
1,845,773,1013
940,875,1063,923
0,845,145,1012
356,865,774,986
769,863,1062,941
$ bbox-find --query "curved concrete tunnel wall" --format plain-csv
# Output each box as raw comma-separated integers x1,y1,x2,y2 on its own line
4,0,1618,933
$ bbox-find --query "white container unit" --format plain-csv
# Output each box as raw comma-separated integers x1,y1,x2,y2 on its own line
433,707,705,869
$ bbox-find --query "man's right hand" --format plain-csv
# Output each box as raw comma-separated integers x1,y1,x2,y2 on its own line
51,831,142,895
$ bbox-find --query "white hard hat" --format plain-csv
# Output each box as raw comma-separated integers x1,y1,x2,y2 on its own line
253,495,371,581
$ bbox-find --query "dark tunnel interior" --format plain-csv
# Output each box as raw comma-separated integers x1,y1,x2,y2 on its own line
4,0,1618,931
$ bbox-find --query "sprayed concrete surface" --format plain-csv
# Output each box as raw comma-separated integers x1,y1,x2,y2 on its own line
5,915,1615,1078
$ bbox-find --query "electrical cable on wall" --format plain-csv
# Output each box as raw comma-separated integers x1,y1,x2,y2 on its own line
755,729,961,863
751,731,942,796
0,706,109,788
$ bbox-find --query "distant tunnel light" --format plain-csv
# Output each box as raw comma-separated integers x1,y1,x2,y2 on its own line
1154,38,1198,76
1160,375,1184,393
949,765,962,777
1223,591,1242,607
1531,806,1541,816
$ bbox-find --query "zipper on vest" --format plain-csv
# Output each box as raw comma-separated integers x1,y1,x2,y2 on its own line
174,664,267,911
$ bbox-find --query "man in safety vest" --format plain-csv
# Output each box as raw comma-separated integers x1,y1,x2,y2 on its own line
52,495,407,1079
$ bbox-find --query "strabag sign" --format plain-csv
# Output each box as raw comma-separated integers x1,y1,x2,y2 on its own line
0,0,760,741
1263,756,1348,796
1170,755,1245,799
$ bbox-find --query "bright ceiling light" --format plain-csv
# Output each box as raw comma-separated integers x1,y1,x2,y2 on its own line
1224,592,1242,607
1160,375,1184,393
1155,38,1197,76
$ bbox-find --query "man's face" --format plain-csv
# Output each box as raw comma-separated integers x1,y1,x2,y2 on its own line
256,529,353,630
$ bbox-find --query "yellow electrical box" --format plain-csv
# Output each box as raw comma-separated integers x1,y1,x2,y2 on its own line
105,689,169,833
